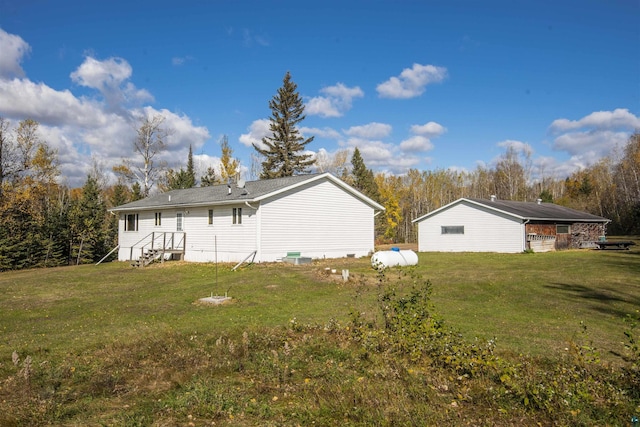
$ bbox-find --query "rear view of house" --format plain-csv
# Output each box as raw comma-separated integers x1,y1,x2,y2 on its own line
412,197,609,253
110,173,384,264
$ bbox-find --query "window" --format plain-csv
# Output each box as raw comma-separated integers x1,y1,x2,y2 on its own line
125,214,138,231
233,207,242,224
155,212,162,226
176,212,183,231
208,209,214,225
556,224,570,234
441,226,464,234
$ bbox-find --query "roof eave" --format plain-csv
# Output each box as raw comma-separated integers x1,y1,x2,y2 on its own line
110,198,260,213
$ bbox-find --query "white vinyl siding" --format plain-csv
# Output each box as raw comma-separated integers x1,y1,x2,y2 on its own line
259,179,374,261
181,205,257,263
116,175,379,263
416,201,524,253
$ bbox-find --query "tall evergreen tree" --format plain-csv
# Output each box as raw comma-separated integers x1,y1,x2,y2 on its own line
351,147,380,202
253,72,315,179
70,175,107,264
200,166,218,187
165,145,196,190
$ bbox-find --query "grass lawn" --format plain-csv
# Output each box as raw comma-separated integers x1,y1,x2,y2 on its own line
0,240,638,425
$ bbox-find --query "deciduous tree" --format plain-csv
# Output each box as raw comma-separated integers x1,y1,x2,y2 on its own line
116,114,170,196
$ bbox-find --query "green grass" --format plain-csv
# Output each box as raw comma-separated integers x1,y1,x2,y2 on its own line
0,241,638,425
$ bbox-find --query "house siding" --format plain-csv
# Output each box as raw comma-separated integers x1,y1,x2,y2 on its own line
417,201,524,253
182,205,258,263
259,179,375,261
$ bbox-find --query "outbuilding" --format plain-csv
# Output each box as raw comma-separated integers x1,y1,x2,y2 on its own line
412,196,609,253
111,173,384,264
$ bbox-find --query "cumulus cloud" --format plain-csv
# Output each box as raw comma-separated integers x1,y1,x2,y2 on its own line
306,83,364,118
239,119,271,150
549,108,640,133
399,120,445,153
0,28,30,79
400,135,434,152
548,109,638,169
553,130,628,158
377,63,447,99
344,122,392,139
71,56,153,109
497,139,533,156
0,29,209,188
300,126,341,140
410,121,447,137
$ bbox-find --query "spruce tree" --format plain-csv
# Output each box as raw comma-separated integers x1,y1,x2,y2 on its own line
351,147,380,202
253,72,315,179
166,145,196,190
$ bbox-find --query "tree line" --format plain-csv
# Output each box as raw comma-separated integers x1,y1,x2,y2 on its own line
0,72,638,270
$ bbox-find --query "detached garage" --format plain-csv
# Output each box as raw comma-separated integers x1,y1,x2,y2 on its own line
412,197,610,253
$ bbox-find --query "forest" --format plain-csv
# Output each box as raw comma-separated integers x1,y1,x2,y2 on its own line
0,115,638,271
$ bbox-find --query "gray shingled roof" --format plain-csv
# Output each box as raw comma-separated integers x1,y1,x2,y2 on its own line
466,198,609,222
413,197,610,223
111,173,383,212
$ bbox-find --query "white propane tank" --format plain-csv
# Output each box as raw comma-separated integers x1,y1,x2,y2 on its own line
371,248,418,269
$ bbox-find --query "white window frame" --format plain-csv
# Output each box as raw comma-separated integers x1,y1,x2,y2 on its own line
233,207,242,225
176,212,184,231
125,213,139,232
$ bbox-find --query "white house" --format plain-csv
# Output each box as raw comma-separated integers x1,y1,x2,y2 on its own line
111,173,384,264
412,197,609,253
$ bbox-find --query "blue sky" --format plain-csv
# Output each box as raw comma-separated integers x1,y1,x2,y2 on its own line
0,0,638,188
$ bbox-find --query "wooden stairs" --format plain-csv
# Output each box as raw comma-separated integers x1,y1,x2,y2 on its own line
130,248,163,268
128,232,185,268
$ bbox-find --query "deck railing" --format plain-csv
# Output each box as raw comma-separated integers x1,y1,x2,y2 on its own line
128,232,186,261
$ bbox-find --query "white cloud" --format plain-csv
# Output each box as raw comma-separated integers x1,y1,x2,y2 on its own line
0,29,210,188
377,63,447,99
553,130,628,158
547,109,637,172
306,83,364,118
0,28,30,79
300,126,341,140
400,135,434,152
549,108,640,133
497,139,533,156
306,96,340,118
239,119,271,150
70,56,153,109
0,78,110,127
344,122,392,139
410,121,446,137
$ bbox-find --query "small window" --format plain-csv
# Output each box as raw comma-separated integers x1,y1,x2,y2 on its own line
176,212,183,231
556,224,570,234
155,212,162,226
233,207,242,225
208,209,214,225
125,214,139,231
442,226,464,235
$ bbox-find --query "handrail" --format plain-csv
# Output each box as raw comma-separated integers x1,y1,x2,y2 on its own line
127,232,186,261
96,245,120,265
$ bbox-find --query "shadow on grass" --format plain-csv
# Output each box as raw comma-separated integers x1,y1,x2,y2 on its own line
544,282,640,319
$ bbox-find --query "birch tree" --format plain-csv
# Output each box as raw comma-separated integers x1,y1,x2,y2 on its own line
115,114,170,197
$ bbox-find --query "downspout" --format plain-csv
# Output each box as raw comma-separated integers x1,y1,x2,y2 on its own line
523,219,530,251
